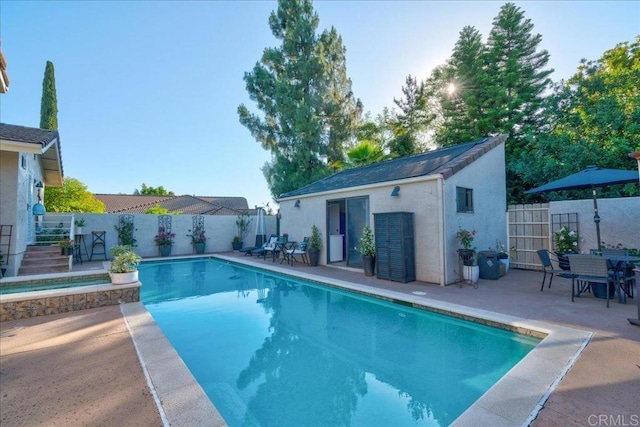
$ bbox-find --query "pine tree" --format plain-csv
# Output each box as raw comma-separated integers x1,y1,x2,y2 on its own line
484,2,553,201
390,75,431,156
40,61,58,130
238,0,361,199
437,26,489,145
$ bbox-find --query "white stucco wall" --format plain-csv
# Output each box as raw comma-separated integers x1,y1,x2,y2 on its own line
0,150,44,276
549,197,639,252
443,143,507,284
72,213,277,259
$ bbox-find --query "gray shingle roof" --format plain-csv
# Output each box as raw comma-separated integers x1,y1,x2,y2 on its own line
0,123,59,146
279,135,507,199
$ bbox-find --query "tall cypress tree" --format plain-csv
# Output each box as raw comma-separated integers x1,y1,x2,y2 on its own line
40,61,58,130
238,0,361,199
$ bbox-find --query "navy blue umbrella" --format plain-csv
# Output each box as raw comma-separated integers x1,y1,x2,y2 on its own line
526,165,639,251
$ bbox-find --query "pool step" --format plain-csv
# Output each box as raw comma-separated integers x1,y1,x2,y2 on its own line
17,245,72,276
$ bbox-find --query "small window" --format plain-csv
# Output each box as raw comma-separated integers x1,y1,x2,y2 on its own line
456,187,474,213
21,155,27,169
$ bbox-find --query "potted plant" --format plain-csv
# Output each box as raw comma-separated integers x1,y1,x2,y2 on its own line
58,238,75,256
109,245,141,285
154,227,176,257
496,240,510,273
358,226,376,276
455,228,476,266
281,232,289,243
308,225,322,266
234,212,252,250
74,218,86,234
553,227,578,270
187,224,207,254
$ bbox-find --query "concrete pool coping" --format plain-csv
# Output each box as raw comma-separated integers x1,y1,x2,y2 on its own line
122,254,593,427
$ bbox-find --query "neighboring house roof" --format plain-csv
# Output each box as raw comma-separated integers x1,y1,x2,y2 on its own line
94,194,253,215
279,134,507,199
0,123,64,186
0,45,8,93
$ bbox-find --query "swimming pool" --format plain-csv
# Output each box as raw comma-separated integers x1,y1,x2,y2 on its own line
140,258,539,427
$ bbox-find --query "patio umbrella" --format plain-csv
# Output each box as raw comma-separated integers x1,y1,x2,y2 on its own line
255,208,266,247
525,165,639,251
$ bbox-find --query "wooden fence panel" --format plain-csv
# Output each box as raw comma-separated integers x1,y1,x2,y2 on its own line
508,203,550,270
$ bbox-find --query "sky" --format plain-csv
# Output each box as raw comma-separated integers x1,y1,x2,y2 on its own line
1,1,638,210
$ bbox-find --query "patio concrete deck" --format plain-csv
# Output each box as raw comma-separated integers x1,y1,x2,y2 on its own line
1,253,638,426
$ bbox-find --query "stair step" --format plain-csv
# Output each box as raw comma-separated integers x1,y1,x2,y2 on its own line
18,246,72,276
27,245,61,252
21,256,70,266
18,265,71,275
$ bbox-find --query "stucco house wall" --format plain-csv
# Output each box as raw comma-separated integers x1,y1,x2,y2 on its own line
444,143,507,283
279,177,443,283
0,149,45,275
279,136,507,286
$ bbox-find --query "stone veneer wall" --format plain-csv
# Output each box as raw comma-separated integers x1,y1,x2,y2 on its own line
0,283,140,322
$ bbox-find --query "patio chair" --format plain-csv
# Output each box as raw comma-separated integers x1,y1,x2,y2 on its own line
536,249,573,291
601,248,635,300
240,234,267,255
284,237,309,265
569,254,615,307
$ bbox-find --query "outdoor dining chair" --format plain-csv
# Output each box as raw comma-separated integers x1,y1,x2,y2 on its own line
536,249,573,291
284,238,309,265
568,254,615,308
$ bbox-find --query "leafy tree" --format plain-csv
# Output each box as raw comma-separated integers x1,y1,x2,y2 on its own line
238,0,362,199
40,61,58,130
133,183,175,196
517,37,640,200
144,203,169,214
43,177,105,213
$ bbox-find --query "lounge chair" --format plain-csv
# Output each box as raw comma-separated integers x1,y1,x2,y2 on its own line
251,235,278,259
240,234,267,255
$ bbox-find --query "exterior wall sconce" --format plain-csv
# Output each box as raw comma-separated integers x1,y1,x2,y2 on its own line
294,200,301,208
391,186,400,197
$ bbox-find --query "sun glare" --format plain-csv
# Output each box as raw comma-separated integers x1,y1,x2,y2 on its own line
447,83,456,95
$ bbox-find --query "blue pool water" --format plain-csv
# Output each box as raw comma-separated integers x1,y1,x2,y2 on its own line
140,259,539,427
